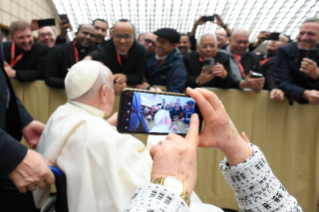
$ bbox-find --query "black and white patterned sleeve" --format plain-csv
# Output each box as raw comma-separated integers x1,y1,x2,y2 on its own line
124,184,190,212
220,144,303,212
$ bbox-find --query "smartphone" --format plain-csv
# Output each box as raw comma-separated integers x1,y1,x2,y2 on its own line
202,16,215,22
59,14,70,24
298,48,317,64
117,89,203,135
203,58,215,73
251,72,263,78
267,32,280,41
37,18,56,27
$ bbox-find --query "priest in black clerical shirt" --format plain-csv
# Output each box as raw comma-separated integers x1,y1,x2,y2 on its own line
86,19,147,95
2,21,49,82
184,33,232,89
45,24,96,89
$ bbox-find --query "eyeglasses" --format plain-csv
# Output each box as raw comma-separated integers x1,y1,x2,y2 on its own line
144,38,156,46
114,34,133,41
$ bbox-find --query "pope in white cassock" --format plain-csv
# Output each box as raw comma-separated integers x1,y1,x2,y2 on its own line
33,61,222,212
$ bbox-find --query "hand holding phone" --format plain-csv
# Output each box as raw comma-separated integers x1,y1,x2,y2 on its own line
267,32,280,41
117,89,202,135
202,16,215,22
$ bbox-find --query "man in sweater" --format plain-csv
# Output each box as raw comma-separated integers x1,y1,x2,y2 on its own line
86,19,147,95
3,21,49,82
45,24,96,89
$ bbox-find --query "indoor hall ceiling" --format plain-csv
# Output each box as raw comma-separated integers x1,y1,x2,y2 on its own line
52,0,319,42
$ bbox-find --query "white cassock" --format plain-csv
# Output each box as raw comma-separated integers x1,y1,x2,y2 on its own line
33,101,153,212
34,101,222,212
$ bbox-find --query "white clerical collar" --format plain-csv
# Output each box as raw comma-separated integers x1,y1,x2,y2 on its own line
117,50,127,55
155,54,168,60
68,100,105,118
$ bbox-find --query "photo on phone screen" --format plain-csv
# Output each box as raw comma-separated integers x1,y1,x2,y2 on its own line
117,89,202,135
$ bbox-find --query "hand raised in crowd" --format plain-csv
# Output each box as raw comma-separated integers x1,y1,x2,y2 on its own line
240,71,265,92
114,73,127,84
8,149,55,193
150,114,199,195
3,61,16,78
270,89,285,102
114,82,127,96
257,31,270,44
59,20,72,40
302,90,319,105
187,88,253,166
211,62,228,79
22,120,46,148
190,16,205,36
213,14,226,27
30,17,41,31
300,58,319,80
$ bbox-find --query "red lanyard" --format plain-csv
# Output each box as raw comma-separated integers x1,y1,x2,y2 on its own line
10,42,25,67
73,40,79,63
116,51,128,66
259,57,272,66
199,57,204,63
234,54,246,77
152,58,166,67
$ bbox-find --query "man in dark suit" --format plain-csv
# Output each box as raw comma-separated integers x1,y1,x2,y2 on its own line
258,34,291,102
274,18,319,104
3,20,49,82
86,19,147,95
222,28,265,92
45,24,96,89
184,33,232,89
0,28,54,211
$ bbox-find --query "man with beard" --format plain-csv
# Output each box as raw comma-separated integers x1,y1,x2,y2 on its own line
92,19,108,46
177,34,192,54
3,21,49,82
45,24,96,89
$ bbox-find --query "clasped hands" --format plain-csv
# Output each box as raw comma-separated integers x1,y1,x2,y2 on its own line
150,88,253,195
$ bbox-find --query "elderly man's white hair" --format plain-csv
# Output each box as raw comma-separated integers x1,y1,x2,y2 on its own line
198,33,217,45
75,66,110,102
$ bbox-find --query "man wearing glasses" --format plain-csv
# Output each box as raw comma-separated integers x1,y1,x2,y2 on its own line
140,32,157,56
184,33,232,89
86,19,147,95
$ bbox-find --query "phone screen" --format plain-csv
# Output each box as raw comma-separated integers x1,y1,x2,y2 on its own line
117,90,202,135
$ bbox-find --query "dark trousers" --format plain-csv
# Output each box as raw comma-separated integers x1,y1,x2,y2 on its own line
0,177,40,212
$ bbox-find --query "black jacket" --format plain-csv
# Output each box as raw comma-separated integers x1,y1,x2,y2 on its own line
274,42,319,104
184,51,232,88
3,41,49,82
89,39,147,85
45,40,96,89
259,54,278,91
0,30,33,179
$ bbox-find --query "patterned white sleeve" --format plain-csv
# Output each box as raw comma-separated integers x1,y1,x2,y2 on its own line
220,143,303,212
124,184,190,212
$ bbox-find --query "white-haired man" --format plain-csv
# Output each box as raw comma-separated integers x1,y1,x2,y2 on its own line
184,33,232,88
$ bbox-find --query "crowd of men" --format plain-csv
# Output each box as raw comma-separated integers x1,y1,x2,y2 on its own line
2,14,319,106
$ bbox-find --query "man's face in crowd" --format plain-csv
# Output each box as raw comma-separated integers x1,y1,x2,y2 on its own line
216,30,228,48
186,104,193,110
177,35,191,54
229,31,250,55
197,35,217,59
141,32,157,55
38,26,56,48
93,20,108,44
156,37,176,57
75,25,95,48
267,34,290,52
112,22,135,54
175,101,180,110
11,28,34,51
297,22,319,49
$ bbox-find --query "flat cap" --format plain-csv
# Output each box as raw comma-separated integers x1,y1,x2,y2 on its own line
153,28,180,43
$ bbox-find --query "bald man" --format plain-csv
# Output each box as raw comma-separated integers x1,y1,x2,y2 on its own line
223,28,265,92
140,32,157,56
86,19,147,95
45,24,96,89
184,33,232,88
